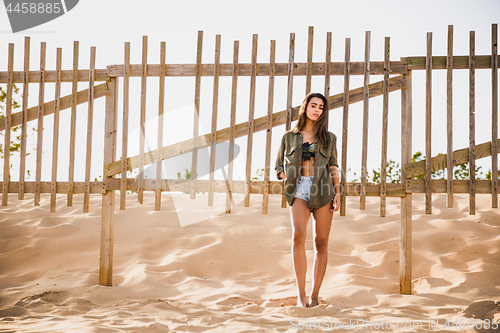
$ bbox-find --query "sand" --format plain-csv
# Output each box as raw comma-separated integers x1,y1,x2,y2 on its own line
1,192,499,332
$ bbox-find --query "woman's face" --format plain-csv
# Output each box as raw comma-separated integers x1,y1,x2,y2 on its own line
305,97,324,123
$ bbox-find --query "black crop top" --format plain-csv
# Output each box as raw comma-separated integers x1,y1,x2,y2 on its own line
302,142,315,160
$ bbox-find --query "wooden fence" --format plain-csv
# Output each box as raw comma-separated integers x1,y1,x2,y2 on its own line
0,24,498,294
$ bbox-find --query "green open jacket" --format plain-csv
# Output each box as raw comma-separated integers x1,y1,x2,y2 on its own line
275,131,338,209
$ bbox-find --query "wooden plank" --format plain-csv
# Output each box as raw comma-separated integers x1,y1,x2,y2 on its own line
407,179,493,194
101,178,405,196
245,34,258,208
400,186,412,293
282,33,294,209
108,178,172,192
349,61,406,76
360,182,405,197
360,31,370,210
105,178,254,194
404,138,500,178
18,37,29,200
99,77,117,287
68,41,79,206
407,55,498,70
0,69,109,83
400,70,412,295
340,38,350,217
190,31,203,199
492,24,498,208
305,26,313,95
447,25,454,208
469,31,476,215
0,61,406,83
112,77,118,170
120,43,130,210
3,181,106,194
286,33,295,131
100,178,406,198
50,48,62,212
380,37,390,217
226,41,239,214
208,35,221,207
138,36,148,204
103,60,411,78
156,42,166,211
104,75,407,177
425,32,432,214
402,71,413,181
84,46,96,213
263,40,276,215
324,32,332,124
2,53,494,82
2,83,108,131
347,182,404,197
105,80,118,166
34,42,46,207
2,44,14,206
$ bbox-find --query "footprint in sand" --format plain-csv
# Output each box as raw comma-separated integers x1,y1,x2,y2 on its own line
0,306,29,319
15,291,70,309
216,296,260,307
463,300,500,320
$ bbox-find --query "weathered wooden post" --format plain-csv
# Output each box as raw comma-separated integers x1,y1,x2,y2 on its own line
400,67,412,295
100,77,117,286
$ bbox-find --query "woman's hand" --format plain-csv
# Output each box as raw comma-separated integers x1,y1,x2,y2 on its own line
279,171,287,180
330,194,340,212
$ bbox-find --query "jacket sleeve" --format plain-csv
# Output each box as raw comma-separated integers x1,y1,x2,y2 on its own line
275,134,286,179
329,133,339,167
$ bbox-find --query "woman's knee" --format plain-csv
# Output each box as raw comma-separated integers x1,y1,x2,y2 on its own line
292,229,307,245
313,237,328,253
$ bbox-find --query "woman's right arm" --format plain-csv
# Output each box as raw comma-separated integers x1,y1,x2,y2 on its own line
275,134,287,180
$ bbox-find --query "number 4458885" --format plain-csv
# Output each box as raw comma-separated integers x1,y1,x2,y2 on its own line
6,2,62,14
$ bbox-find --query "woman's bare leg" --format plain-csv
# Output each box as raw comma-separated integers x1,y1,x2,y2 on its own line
309,202,333,307
290,198,312,307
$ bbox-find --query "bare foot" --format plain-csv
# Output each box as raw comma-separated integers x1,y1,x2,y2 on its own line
296,295,308,307
308,297,319,307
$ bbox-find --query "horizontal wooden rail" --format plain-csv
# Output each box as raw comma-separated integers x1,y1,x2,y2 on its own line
104,179,405,197
0,82,109,131
107,61,408,77
408,55,500,70
0,179,403,197
1,55,498,84
105,178,286,194
104,75,406,177
2,178,492,196
0,69,110,83
106,55,498,77
3,55,497,83
403,138,500,178
1,181,106,194
406,179,494,194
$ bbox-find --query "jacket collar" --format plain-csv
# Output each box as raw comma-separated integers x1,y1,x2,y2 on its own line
297,130,319,144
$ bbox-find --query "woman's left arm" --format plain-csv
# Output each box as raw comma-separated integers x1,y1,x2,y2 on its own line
329,134,340,211
329,165,341,212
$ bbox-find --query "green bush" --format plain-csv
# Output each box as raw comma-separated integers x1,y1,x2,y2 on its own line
0,84,22,156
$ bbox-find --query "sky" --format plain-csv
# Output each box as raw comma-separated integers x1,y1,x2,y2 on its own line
0,0,499,184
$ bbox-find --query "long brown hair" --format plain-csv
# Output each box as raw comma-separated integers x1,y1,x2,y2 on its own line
288,92,329,148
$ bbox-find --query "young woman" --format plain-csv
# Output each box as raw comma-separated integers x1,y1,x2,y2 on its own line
275,92,340,308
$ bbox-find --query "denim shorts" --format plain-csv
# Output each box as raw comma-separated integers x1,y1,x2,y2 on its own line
293,176,313,202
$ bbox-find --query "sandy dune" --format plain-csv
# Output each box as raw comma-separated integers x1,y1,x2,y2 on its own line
1,192,499,332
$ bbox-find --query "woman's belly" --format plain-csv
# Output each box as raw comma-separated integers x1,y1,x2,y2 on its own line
300,157,315,177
